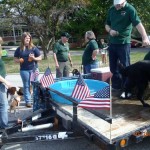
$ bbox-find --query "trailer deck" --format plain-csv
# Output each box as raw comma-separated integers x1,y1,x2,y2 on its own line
57,98,150,141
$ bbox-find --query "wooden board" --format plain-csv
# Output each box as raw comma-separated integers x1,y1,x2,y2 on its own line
57,91,150,142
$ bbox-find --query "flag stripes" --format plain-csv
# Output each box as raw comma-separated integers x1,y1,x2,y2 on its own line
71,84,90,100
78,86,110,110
40,67,54,88
71,75,90,100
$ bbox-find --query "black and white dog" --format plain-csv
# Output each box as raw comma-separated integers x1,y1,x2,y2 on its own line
118,60,150,107
72,69,80,76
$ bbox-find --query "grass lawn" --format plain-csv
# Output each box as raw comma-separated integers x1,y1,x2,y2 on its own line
2,49,148,74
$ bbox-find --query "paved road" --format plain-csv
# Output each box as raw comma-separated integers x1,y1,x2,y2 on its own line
6,46,150,57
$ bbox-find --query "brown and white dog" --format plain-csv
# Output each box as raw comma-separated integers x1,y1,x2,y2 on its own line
7,87,23,114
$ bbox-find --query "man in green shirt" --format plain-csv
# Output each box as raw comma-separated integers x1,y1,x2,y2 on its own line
0,37,12,129
53,32,73,78
105,0,150,90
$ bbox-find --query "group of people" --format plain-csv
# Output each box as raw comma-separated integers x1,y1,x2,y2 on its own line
0,0,150,129
0,33,42,129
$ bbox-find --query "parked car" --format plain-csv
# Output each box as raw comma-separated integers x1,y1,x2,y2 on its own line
131,39,142,48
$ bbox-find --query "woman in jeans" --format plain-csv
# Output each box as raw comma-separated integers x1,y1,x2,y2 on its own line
82,31,99,74
0,37,12,129
14,32,42,108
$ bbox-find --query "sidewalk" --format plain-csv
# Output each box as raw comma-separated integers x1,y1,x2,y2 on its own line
6,73,56,87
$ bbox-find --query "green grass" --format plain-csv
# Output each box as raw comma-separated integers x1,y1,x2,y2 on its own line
2,49,148,74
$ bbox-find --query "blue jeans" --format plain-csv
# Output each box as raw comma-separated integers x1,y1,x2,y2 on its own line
83,61,99,74
20,70,32,104
108,43,130,89
0,83,8,128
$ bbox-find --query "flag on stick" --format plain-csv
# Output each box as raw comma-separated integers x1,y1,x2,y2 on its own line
71,75,90,100
40,67,54,88
78,86,110,110
30,67,39,82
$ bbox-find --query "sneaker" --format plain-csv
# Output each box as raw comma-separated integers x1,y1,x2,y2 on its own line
120,92,132,99
26,103,32,108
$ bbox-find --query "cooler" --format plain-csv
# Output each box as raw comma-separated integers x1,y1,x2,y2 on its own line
91,67,112,83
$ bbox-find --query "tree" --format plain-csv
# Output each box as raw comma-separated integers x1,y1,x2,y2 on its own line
62,0,111,40
0,0,90,59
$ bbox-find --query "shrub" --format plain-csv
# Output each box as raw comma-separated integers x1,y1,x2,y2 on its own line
8,41,15,46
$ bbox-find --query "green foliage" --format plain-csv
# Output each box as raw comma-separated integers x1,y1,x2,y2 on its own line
7,41,15,46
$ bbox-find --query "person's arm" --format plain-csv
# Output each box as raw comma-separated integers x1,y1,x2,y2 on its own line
53,52,59,68
0,75,12,88
68,52,73,67
105,24,119,37
136,23,150,46
29,54,42,61
92,49,99,60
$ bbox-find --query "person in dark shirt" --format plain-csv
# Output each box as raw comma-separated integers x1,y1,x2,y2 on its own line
14,32,42,107
82,31,99,74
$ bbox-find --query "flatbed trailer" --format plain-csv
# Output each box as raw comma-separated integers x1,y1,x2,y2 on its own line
0,79,150,150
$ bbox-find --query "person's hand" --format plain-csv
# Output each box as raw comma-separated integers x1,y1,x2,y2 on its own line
5,81,13,89
109,29,119,37
70,61,73,68
142,37,150,47
92,56,97,60
55,64,59,69
28,53,34,62
19,58,24,63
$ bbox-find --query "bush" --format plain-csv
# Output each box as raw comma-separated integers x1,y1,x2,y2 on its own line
8,41,15,46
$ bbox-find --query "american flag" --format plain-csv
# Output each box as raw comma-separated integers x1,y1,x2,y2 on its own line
78,86,110,110
40,67,54,88
30,67,39,82
71,75,90,100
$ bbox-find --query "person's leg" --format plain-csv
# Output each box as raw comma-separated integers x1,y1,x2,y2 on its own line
84,64,91,74
118,44,131,87
118,44,130,67
0,84,8,128
101,54,104,63
109,44,121,89
56,62,65,78
63,62,70,77
20,70,32,105
104,53,107,64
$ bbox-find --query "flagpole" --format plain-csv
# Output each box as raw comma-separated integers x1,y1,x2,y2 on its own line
109,78,112,144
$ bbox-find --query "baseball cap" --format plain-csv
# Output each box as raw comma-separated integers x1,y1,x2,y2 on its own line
61,32,71,38
114,0,125,5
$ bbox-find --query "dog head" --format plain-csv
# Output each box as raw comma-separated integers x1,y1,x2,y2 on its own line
72,69,80,76
7,87,23,96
